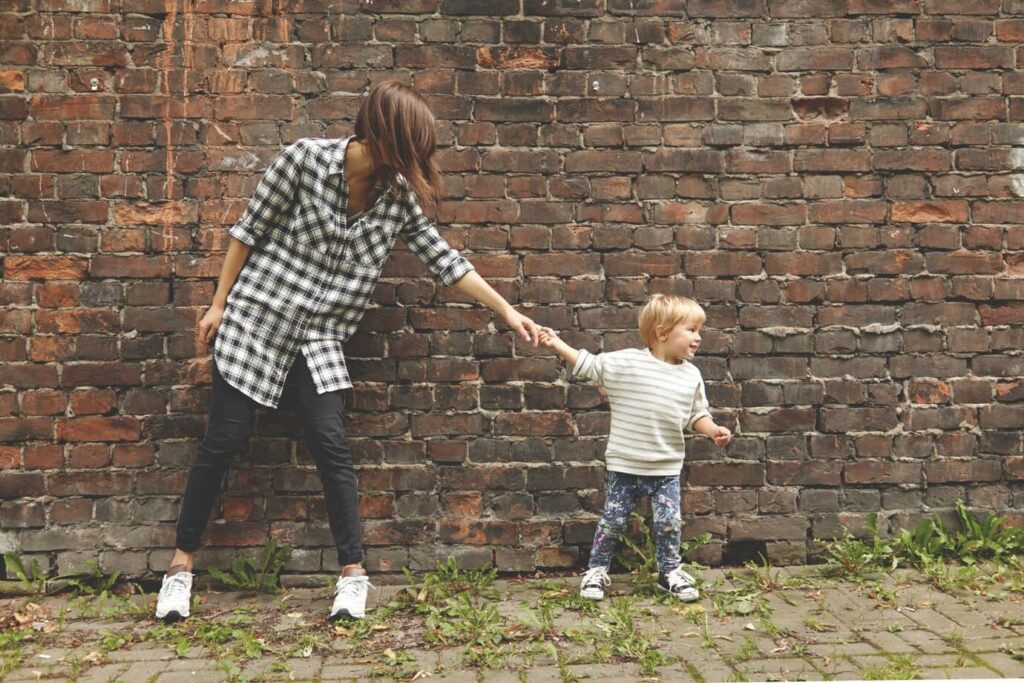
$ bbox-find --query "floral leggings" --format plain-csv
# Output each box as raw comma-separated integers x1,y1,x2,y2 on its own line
588,471,682,574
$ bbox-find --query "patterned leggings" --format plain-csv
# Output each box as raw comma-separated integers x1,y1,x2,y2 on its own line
588,471,682,574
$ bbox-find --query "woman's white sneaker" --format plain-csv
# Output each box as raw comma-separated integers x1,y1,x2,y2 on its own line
579,566,611,600
330,574,372,620
155,571,193,622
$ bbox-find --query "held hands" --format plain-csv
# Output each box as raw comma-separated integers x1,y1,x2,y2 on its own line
197,305,224,346
537,326,559,349
504,308,541,347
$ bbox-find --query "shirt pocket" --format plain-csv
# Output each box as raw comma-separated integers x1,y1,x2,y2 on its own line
290,201,336,253
342,218,396,269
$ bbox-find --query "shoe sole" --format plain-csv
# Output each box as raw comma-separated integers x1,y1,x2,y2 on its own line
329,609,364,621
580,589,604,600
656,583,699,602
157,610,188,623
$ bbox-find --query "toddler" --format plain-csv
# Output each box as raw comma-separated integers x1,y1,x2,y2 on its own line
539,294,731,601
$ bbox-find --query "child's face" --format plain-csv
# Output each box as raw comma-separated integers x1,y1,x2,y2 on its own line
659,317,702,360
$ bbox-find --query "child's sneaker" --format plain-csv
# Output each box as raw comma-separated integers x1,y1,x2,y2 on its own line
155,571,193,622
579,566,611,600
658,566,699,602
330,573,372,620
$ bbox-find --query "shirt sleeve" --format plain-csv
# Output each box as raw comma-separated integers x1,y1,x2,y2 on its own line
686,376,713,432
400,189,474,286
572,348,608,386
228,141,305,247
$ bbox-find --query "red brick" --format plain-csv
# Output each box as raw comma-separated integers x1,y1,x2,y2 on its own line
31,95,116,120
22,390,67,416
891,200,968,223
4,256,89,281
57,417,141,442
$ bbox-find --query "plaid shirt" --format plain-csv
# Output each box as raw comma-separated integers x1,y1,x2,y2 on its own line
214,135,474,408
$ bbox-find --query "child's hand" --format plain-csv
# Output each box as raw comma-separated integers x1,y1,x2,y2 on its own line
712,425,732,449
537,326,558,348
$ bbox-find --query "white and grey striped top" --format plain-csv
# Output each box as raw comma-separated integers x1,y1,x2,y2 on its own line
573,347,712,477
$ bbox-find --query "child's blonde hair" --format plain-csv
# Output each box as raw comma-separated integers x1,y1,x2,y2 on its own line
638,294,706,348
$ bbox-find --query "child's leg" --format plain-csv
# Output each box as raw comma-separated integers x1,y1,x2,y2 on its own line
650,475,683,574
588,471,641,569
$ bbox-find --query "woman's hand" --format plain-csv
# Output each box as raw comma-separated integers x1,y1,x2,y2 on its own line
197,305,225,346
504,308,541,347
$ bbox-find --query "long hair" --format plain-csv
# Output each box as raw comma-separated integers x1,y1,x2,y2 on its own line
353,81,442,214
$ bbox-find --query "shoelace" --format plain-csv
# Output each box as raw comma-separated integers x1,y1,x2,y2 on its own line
336,576,373,598
163,574,191,598
667,569,695,589
581,567,610,588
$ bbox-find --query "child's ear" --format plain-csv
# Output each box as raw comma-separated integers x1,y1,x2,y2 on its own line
654,324,667,341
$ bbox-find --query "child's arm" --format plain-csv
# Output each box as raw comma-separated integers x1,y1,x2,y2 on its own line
538,327,579,367
692,416,732,449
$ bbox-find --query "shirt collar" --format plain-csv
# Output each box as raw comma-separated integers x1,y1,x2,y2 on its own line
326,135,352,177
327,135,403,199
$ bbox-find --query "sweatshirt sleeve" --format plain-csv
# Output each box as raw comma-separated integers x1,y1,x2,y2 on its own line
686,376,712,431
571,348,607,386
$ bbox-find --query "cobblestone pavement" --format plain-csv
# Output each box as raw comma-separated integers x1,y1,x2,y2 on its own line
2,566,1023,682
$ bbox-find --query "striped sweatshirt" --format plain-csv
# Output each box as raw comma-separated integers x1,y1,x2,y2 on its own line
573,347,712,477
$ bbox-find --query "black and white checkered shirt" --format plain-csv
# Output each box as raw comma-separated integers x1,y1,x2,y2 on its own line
214,135,474,408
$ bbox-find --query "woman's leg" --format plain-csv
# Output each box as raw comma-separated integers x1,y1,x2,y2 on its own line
291,358,363,569
588,471,641,570
172,365,258,569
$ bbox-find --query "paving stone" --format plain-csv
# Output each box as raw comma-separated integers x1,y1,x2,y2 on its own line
914,653,972,668
895,628,953,654
976,651,1024,677
808,641,878,658
157,671,230,682
268,657,323,679
106,644,179,662
936,604,1003,628
75,663,130,682
321,663,371,678
962,636,1024,652
861,629,920,652
918,666,998,679
676,658,736,682
525,666,571,682
737,655,820,678
903,607,962,633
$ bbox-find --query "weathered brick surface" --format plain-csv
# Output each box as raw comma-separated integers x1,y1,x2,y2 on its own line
1,2,1023,576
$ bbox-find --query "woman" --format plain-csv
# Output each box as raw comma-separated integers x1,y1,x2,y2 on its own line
155,81,540,622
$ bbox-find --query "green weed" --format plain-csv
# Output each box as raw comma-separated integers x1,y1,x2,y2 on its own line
862,653,919,680
208,540,292,594
2,552,48,594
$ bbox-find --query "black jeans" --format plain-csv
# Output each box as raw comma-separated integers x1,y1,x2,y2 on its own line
175,355,362,566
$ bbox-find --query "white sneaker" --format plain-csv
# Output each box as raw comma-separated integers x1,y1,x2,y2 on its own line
658,566,700,602
330,574,372,620
155,571,193,622
579,566,611,600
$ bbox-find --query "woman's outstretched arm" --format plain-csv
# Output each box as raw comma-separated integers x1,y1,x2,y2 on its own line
452,269,540,347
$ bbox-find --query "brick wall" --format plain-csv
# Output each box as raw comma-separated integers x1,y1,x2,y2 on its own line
2,0,1024,579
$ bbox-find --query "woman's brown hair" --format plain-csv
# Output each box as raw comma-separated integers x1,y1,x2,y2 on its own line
353,81,442,214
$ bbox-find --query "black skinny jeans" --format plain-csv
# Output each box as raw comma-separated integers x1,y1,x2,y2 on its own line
175,355,362,566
